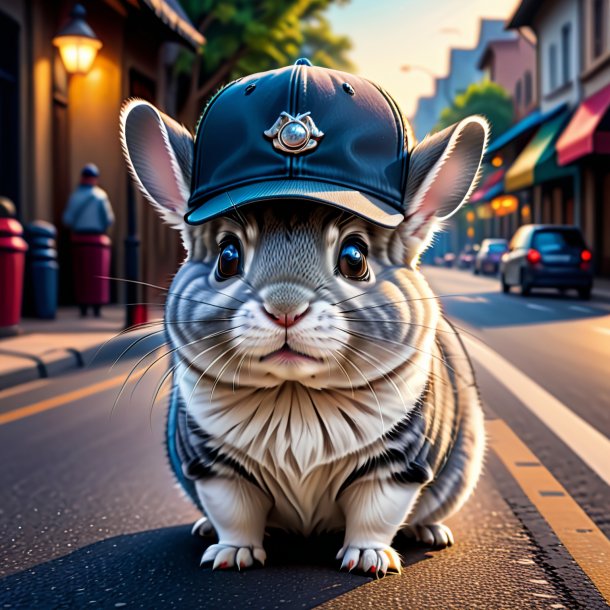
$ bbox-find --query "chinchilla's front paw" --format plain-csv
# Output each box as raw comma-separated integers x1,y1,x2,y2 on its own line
200,543,266,570
401,523,454,549
336,544,401,577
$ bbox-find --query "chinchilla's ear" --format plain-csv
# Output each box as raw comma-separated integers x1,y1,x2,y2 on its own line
401,115,489,260
120,99,193,229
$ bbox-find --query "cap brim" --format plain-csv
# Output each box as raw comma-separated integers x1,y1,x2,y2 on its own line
184,179,404,228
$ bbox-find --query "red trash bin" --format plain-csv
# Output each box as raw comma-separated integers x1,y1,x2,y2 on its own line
70,233,111,307
0,218,28,335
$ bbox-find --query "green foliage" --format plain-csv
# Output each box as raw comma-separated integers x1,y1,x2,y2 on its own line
434,80,514,139
179,0,353,102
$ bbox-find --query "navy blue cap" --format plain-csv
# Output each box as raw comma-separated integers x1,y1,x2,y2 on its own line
81,163,100,178
185,61,413,228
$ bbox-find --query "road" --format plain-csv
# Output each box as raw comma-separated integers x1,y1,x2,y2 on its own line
0,267,609,609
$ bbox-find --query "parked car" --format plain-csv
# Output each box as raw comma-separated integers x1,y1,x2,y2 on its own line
499,225,593,299
457,244,478,269
474,239,508,275
442,252,456,268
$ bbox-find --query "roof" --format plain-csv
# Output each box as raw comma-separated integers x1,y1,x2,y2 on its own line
507,0,541,29
140,0,204,49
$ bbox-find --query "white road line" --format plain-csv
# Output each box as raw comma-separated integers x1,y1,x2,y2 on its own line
462,335,610,487
569,305,594,313
594,327,610,336
526,303,553,312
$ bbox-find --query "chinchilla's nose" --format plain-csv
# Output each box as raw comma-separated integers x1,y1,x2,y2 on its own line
260,283,314,327
262,301,310,328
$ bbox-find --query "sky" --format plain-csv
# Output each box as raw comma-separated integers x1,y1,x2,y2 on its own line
326,0,522,118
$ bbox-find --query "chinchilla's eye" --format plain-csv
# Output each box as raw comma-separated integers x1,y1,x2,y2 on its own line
217,240,241,279
338,241,369,281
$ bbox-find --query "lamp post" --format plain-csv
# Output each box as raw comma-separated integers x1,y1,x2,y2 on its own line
53,4,102,76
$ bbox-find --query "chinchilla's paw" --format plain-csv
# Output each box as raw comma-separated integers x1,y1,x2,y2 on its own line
191,516,215,538
402,523,454,549
200,543,266,571
336,545,401,577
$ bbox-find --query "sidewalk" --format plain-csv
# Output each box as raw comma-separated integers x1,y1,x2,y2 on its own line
0,306,163,391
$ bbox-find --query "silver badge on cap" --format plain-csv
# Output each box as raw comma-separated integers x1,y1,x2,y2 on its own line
264,112,324,154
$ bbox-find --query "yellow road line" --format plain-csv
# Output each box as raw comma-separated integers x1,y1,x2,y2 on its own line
0,378,50,400
488,418,610,602
0,370,144,426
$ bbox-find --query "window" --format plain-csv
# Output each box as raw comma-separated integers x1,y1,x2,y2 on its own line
593,0,606,59
524,71,533,105
549,44,558,90
515,80,522,107
561,24,571,84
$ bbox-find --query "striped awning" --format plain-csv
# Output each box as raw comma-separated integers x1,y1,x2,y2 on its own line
556,82,610,165
141,0,204,49
504,110,572,192
471,168,505,203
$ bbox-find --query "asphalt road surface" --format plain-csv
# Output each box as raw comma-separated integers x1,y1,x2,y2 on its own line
1,266,609,609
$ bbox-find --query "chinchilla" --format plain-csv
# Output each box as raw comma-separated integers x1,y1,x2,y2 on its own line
119,66,488,576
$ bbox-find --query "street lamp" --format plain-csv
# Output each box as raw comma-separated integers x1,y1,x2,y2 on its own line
53,4,102,76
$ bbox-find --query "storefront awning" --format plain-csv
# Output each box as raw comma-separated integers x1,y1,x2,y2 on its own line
470,169,505,203
486,104,566,155
505,110,572,192
141,0,204,49
556,82,610,165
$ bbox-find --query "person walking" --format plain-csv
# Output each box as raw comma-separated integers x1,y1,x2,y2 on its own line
63,164,115,317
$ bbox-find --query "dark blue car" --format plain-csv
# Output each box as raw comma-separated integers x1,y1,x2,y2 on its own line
500,225,594,299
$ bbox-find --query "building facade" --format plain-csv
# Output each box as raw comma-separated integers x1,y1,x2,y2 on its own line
0,0,202,306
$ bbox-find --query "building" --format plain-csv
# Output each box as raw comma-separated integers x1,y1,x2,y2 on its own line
478,33,537,121
0,0,202,307
411,19,514,141
555,0,610,275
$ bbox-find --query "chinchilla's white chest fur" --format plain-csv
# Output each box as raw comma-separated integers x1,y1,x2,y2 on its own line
177,356,431,534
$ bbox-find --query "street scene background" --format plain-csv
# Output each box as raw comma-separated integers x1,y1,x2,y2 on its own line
1,0,610,608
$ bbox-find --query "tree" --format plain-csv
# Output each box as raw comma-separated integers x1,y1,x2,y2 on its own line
178,0,353,122
434,80,514,139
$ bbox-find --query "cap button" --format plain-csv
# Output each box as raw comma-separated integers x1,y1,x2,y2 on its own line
294,58,313,66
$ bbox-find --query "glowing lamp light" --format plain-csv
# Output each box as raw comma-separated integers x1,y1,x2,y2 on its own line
491,155,503,168
53,4,102,75
466,211,476,223
581,249,592,262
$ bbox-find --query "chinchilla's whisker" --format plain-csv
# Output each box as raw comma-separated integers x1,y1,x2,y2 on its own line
210,341,246,401
177,330,244,383
324,347,355,397
182,334,245,410
333,346,384,436
338,293,472,314
149,359,184,427
332,316,487,347
99,276,240,311
335,325,472,390
330,268,398,307
115,326,244,417
111,328,167,371
233,351,249,392
337,339,408,414
110,339,171,418
334,326,452,393
131,326,246,406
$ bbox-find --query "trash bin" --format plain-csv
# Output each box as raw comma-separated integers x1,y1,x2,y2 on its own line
0,218,28,336
24,221,59,319
70,233,111,307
